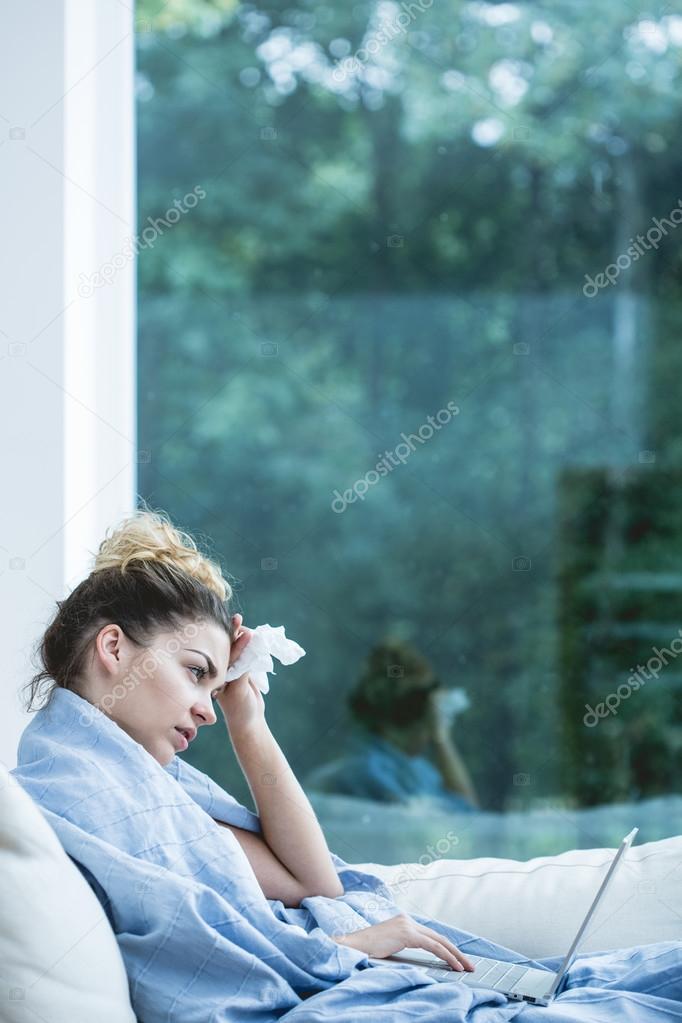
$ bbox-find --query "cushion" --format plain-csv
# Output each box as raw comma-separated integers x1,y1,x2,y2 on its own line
358,835,682,959
0,761,136,1023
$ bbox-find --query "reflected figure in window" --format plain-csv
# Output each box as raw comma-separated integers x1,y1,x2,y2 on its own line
304,639,479,810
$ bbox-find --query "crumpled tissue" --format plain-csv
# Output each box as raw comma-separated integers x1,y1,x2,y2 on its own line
222,624,305,694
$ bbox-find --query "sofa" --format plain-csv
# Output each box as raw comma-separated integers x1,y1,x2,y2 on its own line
2,760,680,1023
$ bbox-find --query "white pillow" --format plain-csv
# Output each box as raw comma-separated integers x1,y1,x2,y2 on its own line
0,762,136,1023
358,836,682,959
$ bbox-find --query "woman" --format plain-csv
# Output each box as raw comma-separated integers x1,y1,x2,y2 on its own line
304,637,480,810
11,510,682,1022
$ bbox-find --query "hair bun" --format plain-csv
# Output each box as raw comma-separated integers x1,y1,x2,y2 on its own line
92,506,232,601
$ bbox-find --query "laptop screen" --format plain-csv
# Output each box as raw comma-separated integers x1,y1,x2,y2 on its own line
548,827,639,997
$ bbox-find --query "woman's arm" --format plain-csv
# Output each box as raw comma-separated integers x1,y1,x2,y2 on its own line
214,820,312,907
213,637,343,907
431,727,480,806
427,692,479,806
225,716,343,901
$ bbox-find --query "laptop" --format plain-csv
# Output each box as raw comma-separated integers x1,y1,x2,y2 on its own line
369,827,638,1006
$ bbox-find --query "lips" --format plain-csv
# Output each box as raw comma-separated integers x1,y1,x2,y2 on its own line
174,725,196,747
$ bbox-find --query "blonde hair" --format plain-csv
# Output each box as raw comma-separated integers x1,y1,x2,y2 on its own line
23,504,236,711
93,505,232,601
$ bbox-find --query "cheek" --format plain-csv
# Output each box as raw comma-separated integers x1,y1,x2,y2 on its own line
98,676,144,721
115,675,177,732
146,670,196,717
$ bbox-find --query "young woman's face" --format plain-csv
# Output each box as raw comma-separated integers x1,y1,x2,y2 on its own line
82,618,232,766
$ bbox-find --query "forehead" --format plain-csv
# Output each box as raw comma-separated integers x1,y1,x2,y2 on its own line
167,619,231,661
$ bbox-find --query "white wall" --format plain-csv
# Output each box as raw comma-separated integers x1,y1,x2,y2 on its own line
0,1,136,767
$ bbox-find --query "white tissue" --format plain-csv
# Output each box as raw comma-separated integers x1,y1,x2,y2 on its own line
435,688,470,726
223,624,305,694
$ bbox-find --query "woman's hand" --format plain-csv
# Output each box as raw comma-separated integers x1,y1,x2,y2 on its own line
212,615,265,735
427,688,470,738
332,913,474,972
227,613,253,666
215,672,265,735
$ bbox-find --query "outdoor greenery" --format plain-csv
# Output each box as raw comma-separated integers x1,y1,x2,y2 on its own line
136,0,682,830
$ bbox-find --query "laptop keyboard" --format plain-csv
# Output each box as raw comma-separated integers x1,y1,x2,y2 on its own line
424,955,530,991
461,957,528,990
382,951,553,999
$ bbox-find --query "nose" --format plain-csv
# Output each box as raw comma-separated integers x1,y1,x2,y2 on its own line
192,696,217,728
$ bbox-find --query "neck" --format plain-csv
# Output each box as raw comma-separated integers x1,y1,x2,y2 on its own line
376,725,425,756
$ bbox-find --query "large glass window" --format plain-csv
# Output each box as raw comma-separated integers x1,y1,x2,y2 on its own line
137,0,682,863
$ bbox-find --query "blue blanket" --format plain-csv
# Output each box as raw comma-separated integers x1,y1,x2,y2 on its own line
12,688,682,1022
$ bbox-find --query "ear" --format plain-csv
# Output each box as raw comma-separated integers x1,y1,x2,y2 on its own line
94,623,126,676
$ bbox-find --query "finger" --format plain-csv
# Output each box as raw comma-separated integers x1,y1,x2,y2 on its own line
454,948,475,972
235,627,253,656
229,626,253,665
415,934,464,972
231,609,244,642
415,926,474,971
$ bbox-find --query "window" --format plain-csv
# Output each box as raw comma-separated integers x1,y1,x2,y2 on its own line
137,1,682,863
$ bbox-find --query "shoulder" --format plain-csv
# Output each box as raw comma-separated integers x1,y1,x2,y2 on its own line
168,757,261,832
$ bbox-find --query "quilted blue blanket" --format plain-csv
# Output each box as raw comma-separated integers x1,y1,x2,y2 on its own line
12,688,682,1022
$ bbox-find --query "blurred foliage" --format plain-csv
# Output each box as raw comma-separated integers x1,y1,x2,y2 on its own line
136,0,682,821
137,0,239,33
558,468,682,805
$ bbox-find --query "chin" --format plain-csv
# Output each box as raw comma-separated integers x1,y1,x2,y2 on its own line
158,747,176,767
147,738,175,768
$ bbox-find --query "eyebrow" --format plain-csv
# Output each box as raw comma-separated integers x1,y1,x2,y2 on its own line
183,648,218,678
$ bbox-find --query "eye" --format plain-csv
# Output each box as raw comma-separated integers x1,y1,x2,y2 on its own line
188,665,208,682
